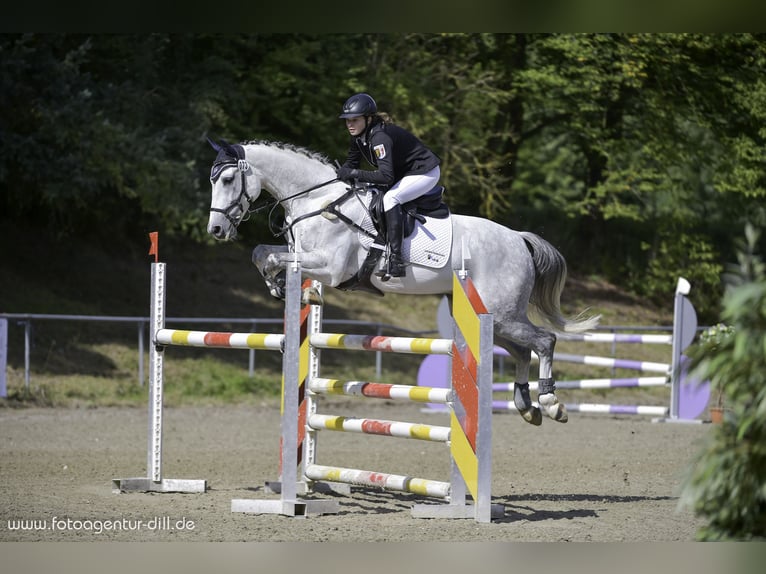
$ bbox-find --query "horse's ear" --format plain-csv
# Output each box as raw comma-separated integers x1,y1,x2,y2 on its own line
220,140,243,159
206,136,222,152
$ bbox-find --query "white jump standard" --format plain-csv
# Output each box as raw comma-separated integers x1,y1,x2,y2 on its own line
232,261,501,522
112,262,207,493
118,248,498,519
112,258,332,516
230,261,340,517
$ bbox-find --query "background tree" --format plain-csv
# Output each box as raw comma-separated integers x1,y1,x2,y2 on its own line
2,33,765,320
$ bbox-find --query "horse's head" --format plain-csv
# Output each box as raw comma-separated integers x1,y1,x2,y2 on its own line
207,138,262,240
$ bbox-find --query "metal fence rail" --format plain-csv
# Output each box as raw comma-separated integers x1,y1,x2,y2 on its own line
0,313,441,394
1,312,683,398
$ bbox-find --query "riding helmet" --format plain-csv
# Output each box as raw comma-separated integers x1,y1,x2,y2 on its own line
339,93,377,118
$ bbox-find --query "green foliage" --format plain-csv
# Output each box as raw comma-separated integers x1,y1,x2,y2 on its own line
696,323,736,407
635,231,724,312
679,224,766,540
2,33,766,317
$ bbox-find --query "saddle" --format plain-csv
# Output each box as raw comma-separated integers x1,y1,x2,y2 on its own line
336,184,450,296
368,184,450,238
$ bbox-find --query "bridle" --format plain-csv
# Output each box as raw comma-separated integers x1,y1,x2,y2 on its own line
209,158,260,229
208,143,375,244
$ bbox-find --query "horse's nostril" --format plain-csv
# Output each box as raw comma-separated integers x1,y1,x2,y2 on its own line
211,225,222,237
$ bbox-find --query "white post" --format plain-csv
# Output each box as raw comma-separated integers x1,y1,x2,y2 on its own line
113,261,206,493
653,277,701,424
137,322,145,387
475,310,495,521
459,238,469,280
147,262,166,482
279,260,302,509
231,262,338,516
668,278,688,419
303,279,323,481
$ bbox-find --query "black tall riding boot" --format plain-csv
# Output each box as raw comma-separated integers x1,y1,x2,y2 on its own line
382,206,406,278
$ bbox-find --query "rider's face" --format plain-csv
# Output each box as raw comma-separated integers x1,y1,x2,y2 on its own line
345,116,366,137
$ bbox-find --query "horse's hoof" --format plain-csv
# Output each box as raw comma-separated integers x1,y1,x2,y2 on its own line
301,286,323,306
518,406,543,426
514,382,541,424
539,392,568,423
269,287,285,300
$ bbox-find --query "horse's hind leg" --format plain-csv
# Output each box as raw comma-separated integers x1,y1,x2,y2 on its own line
498,339,542,426
535,339,568,423
496,320,568,423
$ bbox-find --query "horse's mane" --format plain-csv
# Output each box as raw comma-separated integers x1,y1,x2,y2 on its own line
241,139,332,166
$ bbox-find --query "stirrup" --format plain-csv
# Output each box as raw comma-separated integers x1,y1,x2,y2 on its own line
374,259,399,278
378,258,405,281
387,261,406,277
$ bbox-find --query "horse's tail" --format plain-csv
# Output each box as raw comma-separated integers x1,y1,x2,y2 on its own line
520,232,601,334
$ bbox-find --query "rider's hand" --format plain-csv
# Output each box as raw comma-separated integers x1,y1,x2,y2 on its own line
336,166,359,183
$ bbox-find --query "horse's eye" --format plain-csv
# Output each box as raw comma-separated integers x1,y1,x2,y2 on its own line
222,174,235,185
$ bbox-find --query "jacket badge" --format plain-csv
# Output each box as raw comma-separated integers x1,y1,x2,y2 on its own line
373,144,387,159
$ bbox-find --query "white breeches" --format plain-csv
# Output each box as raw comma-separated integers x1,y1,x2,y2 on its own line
383,166,441,212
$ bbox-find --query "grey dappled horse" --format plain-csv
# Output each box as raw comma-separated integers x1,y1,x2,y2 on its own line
206,139,600,425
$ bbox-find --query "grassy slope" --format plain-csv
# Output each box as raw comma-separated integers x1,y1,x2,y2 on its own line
1,222,675,408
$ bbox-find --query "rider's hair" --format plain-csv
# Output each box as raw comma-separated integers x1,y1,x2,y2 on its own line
372,112,392,125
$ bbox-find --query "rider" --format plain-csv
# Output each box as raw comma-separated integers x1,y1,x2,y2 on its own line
336,93,441,278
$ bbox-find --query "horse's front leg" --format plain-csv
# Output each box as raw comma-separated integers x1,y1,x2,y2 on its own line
252,244,337,299
252,244,291,298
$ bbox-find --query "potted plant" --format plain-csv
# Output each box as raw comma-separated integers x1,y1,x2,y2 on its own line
693,323,734,423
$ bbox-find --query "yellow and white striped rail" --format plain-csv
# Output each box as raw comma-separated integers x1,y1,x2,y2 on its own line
305,464,451,499
308,378,452,404
155,328,285,350
307,414,451,442
308,333,453,355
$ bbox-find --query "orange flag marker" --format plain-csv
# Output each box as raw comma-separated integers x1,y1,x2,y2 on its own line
148,231,159,263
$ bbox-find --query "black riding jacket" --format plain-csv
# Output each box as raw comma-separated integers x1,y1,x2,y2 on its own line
342,120,440,189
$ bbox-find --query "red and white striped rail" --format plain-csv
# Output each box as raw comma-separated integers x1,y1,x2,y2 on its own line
307,413,451,442
304,464,451,499
309,333,453,355
155,328,284,350
309,378,451,404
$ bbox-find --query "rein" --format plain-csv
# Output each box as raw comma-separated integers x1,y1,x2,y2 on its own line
210,151,375,244
273,187,378,242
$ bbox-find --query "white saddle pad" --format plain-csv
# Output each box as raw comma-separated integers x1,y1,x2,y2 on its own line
358,213,452,269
